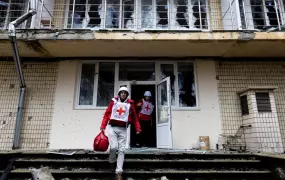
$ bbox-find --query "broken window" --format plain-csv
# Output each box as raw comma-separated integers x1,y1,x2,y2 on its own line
141,0,154,29
0,0,28,28
68,0,102,29
160,64,175,105
174,0,189,29
122,0,135,29
248,0,282,30
119,62,155,81
79,64,95,105
191,0,207,29
156,0,169,28
96,63,115,107
105,0,120,28
177,62,196,107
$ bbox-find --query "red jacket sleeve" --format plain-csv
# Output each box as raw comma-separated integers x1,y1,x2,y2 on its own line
100,101,114,129
131,103,142,132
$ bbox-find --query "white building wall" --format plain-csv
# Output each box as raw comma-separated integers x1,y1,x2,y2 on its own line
50,60,221,150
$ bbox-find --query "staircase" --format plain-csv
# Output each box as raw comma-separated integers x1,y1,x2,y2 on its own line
0,151,279,180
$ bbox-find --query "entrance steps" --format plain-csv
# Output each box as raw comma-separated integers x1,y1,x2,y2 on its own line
0,150,280,180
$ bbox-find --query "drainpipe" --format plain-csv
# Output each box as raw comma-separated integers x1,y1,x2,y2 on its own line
8,0,36,149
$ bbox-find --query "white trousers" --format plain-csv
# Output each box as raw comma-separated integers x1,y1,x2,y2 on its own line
107,125,127,174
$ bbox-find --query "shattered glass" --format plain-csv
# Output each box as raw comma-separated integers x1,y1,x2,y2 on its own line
156,0,169,28
177,63,196,107
123,0,135,29
142,0,154,29
79,64,95,105
160,64,175,106
96,63,115,107
174,0,190,29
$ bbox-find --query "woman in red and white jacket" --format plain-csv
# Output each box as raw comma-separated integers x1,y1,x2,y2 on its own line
100,87,141,180
136,91,154,147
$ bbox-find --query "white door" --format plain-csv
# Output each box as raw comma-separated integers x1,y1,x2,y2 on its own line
156,77,173,149
117,81,132,149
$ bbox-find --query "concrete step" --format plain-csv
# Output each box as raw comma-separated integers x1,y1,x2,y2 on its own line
13,159,265,170
1,169,274,180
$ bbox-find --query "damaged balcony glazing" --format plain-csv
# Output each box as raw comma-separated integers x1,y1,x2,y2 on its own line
2,0,285,31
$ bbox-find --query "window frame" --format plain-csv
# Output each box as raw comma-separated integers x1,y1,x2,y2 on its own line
64,0,210,31
75,60,199,110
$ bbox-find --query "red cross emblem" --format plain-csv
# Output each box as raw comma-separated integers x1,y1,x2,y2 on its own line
116,107,125,116
145,105,150,111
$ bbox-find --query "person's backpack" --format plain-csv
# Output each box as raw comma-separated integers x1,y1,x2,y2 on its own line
93,131,109,152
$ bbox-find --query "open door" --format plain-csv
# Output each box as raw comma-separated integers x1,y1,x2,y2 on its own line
156,77,173,149
117,81,132,149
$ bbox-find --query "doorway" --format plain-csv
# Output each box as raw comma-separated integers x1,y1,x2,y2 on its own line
130,84,156,148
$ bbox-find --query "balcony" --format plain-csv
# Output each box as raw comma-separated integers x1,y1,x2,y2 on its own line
0,0,285,58
0,0,284,31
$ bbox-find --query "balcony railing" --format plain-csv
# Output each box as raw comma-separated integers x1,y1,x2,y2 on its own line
1,0,285,32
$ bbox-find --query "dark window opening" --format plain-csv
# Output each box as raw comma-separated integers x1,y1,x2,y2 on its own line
157,0,168,28
192,0,207,29
240,95,249,115
176,0,189,28
96,63,115,107
265,0,281,27
88,0,102,28
79,64,95,105
250,0,266,29
177,62,196,107
256,92,271,112
119,62,155,81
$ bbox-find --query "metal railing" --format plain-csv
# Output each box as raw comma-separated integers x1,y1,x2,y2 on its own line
1,0,285,31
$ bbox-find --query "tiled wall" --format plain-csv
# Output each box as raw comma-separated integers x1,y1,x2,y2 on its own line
0,62,58,150
216,61,285,152
52,0,66,29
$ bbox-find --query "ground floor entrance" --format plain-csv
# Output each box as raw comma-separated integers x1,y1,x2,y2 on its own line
130,84,156,148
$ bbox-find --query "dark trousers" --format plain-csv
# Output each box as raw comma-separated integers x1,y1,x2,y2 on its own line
137,120,151,147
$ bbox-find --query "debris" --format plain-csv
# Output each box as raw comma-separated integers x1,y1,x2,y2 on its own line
31,167,55,180
47,150,76,156
161,176,169,180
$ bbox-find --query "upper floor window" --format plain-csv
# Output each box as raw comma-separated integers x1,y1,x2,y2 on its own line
66,0,209,30
0,0,29,29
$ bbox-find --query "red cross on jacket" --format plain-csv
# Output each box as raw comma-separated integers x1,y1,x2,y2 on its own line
136,99,152,121
100,96,142,132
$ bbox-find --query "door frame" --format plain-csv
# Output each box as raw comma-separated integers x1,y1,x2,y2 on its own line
118,81,156,149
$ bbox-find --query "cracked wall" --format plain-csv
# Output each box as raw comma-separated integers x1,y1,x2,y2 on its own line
0,62,58,150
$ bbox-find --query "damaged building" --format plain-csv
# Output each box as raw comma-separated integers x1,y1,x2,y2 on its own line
0,0,285,156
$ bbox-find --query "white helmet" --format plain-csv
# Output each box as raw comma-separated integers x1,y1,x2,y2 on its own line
118,87,129,95
144,91,152,97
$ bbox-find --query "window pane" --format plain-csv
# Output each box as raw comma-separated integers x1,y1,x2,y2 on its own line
122,0,135,29
178,62,196,107
106,0,120,28
156,0,169,29
96,63,115,106
79,64,95,105
160,64,175,105
141,0,154,29
119,62,155,81
173,0,189,29
0,0,9,28
68,0,103,29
